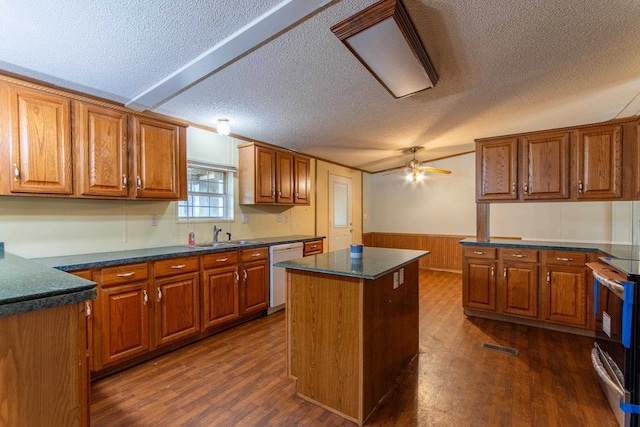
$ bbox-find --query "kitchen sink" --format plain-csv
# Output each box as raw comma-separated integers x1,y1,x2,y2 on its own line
192,242,236,248
227,240,265,245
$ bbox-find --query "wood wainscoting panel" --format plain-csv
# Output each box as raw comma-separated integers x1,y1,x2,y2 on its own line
367,233,468,272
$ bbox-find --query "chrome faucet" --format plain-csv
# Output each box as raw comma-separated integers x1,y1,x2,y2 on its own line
213,226,222,243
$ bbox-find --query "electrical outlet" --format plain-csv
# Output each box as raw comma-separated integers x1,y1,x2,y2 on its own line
393,271,399,289
276,214,281,223
149,214,158,226
241,214,249,224
399,268,404,284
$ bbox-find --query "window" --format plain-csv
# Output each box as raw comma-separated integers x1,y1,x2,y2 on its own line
178,161,235,220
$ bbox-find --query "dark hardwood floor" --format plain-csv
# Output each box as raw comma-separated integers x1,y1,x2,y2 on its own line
91,270,618,426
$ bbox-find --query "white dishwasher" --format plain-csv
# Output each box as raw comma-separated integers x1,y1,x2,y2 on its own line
269,242,303,314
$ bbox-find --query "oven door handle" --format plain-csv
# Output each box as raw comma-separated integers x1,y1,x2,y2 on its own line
591,347,624,398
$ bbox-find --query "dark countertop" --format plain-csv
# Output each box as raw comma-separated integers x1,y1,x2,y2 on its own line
0,243,97,318
274,247,429,280
460,237,640,260
34,235,324,271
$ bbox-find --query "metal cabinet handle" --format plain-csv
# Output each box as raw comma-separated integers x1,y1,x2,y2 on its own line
295,192,299,198
216,257,228,262
122,174,128,188
512,254,526,258
171,264,186,269
512,183,516,194
556,257,572,262
491,266,495,277
235,271,239,283
310,244,317,249
137,175,142,189
546,272,550,284
473,251,486,255
243,269,248,280
251,253,261,257
116,272,135,277
503,268,507,279
143,290,148,305
157,287,162,301
85,301,91,317
578,180,583,193
278,190,282,197
13,163,20,182
523,182,529,195
271,189,275,199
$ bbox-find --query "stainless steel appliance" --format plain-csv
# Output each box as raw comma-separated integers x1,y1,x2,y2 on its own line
268,242,303,314
589,259,640,427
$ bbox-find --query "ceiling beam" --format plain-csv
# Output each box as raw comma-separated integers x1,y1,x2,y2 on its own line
125,0,333,111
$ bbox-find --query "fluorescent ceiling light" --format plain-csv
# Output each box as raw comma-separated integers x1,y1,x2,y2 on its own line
331,0,438,99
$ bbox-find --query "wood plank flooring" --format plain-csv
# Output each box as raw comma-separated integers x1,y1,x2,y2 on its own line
91,270,618,426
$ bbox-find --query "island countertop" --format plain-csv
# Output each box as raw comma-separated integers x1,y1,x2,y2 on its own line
274,246,430,280
0,243,96,318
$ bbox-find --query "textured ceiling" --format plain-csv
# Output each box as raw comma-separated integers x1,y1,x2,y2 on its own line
1,0,640,172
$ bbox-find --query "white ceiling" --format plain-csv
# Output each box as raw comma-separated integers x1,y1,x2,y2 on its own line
2,0,640,173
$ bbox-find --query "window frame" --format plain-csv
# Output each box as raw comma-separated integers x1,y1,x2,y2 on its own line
177,160,236,222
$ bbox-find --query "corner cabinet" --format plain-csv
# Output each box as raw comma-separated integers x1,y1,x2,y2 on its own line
238,142,311,205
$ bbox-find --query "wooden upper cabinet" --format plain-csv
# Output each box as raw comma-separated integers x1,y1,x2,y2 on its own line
276,151,294,204
131,116,186,200
73,101,128,197
521,131,570,200
255,145,276,203
5,83,73,194
575,124,622,200
294,156,311,205
476,138,518,201
238,142,310,205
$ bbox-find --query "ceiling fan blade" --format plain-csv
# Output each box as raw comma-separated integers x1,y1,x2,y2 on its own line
420,166,452,174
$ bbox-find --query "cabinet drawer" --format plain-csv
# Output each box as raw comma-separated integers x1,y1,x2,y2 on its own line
98,263,149,286
304,240,323,256
241,247,268,262
498,248,538,263
542,250,588,266
154,256,199,277
203,251,238,269
463,247,496,259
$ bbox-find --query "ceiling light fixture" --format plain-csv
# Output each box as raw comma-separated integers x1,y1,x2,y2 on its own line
217,119,231,136
330,0,438,99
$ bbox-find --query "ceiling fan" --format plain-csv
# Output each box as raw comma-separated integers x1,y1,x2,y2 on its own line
384,146,451,182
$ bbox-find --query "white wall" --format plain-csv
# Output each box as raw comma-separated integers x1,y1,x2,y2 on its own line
0,127,315,258
367,152,635,243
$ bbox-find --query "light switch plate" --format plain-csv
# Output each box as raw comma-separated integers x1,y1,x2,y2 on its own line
393,272,399,289
149,214,158,226
399,268,404,284
241,214,249,224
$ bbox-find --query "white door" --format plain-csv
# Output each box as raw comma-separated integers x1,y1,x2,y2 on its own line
328,174,353,251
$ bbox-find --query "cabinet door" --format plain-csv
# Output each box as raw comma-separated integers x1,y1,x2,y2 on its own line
74,101,128,197
576,124,622,199
154,272,200,347
500,263,538,318
294,156,311,205
240,259,269,316
522,132,570,200
462,259,496,311
100,281,150,367
276,151,294,204
255,146,276,203
541,266,587,327
6,84,73,194
132,116,183,199
476,138,518,201
202,265,239,329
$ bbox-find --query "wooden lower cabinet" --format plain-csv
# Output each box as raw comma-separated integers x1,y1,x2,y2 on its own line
500,262,538,318
239,247,269,316
303,239,323,256
202,251,240,330
98,280,151,368
462,245,594,332
154,272,200,347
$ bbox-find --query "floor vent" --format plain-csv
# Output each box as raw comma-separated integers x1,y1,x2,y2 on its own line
482,343,518,356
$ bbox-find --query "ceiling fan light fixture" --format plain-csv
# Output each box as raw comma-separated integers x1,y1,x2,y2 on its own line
216,118,231,136
330,0,438,99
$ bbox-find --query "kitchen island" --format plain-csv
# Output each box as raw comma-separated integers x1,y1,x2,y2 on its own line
0,242,97,427
276,247,429,425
